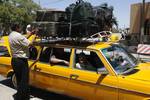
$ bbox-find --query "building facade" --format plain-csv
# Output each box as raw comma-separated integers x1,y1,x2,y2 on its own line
130,2,150,35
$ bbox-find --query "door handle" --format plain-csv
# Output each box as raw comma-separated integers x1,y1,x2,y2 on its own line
34,65,41,72
70,74,79,80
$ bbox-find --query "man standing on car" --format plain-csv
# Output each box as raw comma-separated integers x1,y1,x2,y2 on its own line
9,23,37,100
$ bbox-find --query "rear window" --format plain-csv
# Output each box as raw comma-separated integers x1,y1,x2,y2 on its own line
39,47,71,67
29,46,38,60
0,46,10,57
74,49,107,73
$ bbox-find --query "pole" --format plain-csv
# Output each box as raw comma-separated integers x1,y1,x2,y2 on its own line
69,13,72,37
140,0,145,43
38,0,41,8
69,8,74,37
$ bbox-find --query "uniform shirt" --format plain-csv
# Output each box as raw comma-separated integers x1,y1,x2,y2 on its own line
9,31,30,58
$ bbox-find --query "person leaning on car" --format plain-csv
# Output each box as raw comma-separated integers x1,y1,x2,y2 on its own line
76,52,96,71
8,23,37,100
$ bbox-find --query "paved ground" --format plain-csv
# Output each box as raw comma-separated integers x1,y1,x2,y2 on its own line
0,83,42,100
0,76,15,100
0,75,5,81
0,84,16,100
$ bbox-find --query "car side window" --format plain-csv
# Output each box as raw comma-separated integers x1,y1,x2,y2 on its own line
0,46,10,57
49,47,71,67
29,46,38,60
75,49,106,72
39,47,52,63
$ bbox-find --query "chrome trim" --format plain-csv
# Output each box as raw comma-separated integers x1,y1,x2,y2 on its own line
32,69,70,79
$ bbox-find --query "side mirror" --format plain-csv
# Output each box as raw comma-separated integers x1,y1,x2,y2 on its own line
97,68,109,75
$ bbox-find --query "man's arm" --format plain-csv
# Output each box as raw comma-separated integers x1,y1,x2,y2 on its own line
26,28,38,46
50,55,69,65
26,28,38,39
19,34,37,47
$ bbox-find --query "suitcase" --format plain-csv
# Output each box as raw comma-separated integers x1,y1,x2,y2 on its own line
36,10,66,22
32,21,58,37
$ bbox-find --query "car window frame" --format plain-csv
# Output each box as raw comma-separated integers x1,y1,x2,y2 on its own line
73,48,108,73
49,47,72,68
0,45,10,57
37,45,72,68
28,46,38,61
38,46,52,64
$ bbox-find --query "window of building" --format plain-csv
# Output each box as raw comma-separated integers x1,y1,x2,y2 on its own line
145,19,150,35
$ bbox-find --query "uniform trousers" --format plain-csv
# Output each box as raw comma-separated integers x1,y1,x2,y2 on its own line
11,57,30,100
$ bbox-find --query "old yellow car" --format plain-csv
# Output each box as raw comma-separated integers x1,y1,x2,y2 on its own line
0,36,150,100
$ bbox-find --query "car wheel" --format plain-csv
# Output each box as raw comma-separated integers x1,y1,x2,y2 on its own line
11,73,17,89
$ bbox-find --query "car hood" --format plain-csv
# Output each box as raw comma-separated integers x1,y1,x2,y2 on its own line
124,62,150,82
118,62,150,95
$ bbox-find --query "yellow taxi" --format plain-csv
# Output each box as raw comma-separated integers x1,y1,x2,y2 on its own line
0,36,12,77
0,36,150,100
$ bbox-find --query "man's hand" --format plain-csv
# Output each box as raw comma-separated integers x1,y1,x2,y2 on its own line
26,27,38,39
63,60,69,66
31,28,39,35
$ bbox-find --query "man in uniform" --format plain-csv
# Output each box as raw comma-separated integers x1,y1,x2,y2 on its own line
9,23,37,100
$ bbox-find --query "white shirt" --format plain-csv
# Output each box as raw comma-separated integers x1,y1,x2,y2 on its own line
9,31,30,58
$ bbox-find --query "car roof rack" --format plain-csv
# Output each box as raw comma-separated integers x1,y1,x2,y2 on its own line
33,37,103,47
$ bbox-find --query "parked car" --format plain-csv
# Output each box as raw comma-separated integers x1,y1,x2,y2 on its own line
0,36,12,77
0,37,150,100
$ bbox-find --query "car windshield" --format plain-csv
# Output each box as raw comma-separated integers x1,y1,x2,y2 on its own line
101,44,138,74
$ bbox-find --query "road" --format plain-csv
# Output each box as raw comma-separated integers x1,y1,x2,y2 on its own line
0,75,79,100
0,75,16,100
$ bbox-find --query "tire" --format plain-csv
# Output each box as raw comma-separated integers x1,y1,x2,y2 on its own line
11,73,17,89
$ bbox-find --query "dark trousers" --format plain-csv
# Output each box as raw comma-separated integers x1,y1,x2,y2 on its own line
11,57,30,100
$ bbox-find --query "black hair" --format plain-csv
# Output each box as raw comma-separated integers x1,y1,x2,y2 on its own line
79,52,86,58
11,23,20,31
117,56,124,62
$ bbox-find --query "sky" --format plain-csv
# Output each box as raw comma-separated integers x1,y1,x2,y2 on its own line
33,0,150,28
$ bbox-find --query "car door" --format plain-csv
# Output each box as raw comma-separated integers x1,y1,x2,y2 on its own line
0,45,12,76
28,46,39,85
67,49,118,100
48,47,72,94
31,47,55,90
